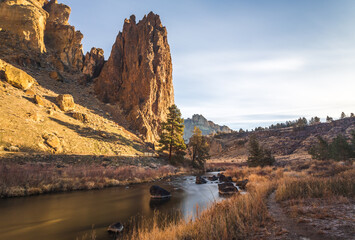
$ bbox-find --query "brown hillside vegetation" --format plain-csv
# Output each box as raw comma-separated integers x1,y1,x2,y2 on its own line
208,118,355,163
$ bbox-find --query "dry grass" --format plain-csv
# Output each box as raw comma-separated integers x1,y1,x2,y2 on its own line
0,162,177,198
119,160,354,240
276,168,355,202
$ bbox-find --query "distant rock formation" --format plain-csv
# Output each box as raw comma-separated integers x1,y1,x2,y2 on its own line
95,12,174,143
183,114,232,141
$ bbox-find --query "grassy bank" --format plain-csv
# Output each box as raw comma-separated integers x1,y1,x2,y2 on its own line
123,181,274,240
0,162,180,198
113,160,354,240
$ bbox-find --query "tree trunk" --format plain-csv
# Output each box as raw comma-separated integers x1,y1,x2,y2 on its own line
169,123,174,163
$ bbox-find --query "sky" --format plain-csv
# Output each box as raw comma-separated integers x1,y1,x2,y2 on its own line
60,0,355,130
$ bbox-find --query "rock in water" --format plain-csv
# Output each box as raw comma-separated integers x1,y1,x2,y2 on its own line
208,175,218,181
218,182,238,195
56,94,75,111
150,185,171,199
107,222,124,234
236,179,249,190
196,176,207,184
0,59,37,90
95,12,174,142
218,174,232,182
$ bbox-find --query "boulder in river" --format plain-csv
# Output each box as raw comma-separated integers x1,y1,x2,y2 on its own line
236,179,249,190
208,175,218,181
219,174,232,182
150,185,171,199
218,182,238,195
107,222,123,233
196,176,207,184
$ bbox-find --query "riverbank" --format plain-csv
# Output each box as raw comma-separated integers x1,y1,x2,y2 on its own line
118,159,354,240
0,153,191,198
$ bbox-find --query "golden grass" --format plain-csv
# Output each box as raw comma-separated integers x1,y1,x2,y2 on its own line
122,173,275,240
275,168,355,201
118,161,354,240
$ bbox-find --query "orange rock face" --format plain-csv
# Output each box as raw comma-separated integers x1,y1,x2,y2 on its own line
0,0,49,53
95,13,174,143
43,0,84,72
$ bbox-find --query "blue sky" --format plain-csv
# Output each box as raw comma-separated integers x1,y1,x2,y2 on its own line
61,0,355,130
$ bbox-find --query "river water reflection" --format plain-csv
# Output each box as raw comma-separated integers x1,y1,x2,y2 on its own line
0,172,228,240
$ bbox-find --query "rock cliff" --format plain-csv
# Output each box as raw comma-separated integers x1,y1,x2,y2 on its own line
43,0,84,72
95,13,174,143
82,48,105,82
183,114,232,140
0,0,84,72
0,0,49,53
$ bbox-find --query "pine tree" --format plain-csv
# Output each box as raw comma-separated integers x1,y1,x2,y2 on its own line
310,116,321,125
247,136,275,167
159,104,186,163
189,127,210,169
309,136,330,160
341,112,346,119
326,116,333,123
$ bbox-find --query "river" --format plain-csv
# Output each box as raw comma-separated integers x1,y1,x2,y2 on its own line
0,172,229,240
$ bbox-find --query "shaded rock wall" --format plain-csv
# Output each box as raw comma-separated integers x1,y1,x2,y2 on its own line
95,13,174,142
82,48,105,81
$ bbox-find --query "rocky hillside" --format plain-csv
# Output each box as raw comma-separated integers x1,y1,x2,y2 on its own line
209,118,355,163
0,0,174,155
95,13,174,143
183,114,232,140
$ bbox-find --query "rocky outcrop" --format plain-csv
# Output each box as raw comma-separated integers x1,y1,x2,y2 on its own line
42,132,62,153
82,48,105,81
56,94,75,111
0,59,37,90
43,0,84,72
95,13,174,142
0,0,84,73
0,0,49,53
184,114,232,141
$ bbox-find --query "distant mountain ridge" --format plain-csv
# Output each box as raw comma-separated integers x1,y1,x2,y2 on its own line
183,114,232,140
